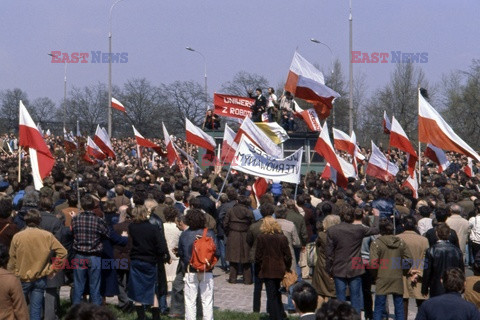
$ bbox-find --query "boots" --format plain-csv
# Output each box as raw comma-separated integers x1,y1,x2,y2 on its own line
135,305,145,320
151,307,160,320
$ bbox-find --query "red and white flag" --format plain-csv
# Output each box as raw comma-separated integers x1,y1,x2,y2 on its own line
419,90,480,161
111,97,126,113
185,118,216,151
333,127,355,155
350,131,365,162
366,141,399,182
383,110,391,134
220,123,238,165
297,107,321,132
162,122,182,167
314,122,350,188
234,116,283,158
132,125,165,155
464,158,474,178
19,101,55,190
390,116,418,177
63,127,77,153
285,51,340,120
252,177,268,207
213,93,254,120
94,125,116,159
86,136,106,160
403,172,419,199
424,144,450,173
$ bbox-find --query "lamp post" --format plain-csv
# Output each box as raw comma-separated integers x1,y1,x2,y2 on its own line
48,53,67,130
108,0,124,137
186,47,208,112
348,0,354,134
310,38,334,74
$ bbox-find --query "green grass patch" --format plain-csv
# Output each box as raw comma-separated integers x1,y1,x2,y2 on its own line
59,300,299,319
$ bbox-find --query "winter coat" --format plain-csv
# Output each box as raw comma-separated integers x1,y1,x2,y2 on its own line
255,232,292,279
369,235,413,295
312,231,335,297
224,204,254,263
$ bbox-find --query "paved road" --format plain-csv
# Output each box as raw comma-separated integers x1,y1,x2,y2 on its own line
60,267,422,319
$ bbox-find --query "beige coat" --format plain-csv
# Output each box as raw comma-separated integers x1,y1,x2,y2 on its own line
277,218,301,267
396,231,429,299
446,215,471,255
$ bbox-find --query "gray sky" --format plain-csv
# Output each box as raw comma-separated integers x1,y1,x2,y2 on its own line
1,0,479,107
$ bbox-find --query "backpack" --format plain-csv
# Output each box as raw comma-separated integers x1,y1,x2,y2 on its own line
189,228,218,272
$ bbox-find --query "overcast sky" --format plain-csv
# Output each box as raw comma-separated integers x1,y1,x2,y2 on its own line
1,0,479,107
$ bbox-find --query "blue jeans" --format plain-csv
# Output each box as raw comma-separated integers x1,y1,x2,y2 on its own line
217,237,228,270
373,294,403,320
22,277,47,320
334,276,363,314
72,254,102,305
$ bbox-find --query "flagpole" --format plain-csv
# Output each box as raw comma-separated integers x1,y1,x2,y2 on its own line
418,87,422,185
217,165,232,202
17,147,22,182
294,183,299,201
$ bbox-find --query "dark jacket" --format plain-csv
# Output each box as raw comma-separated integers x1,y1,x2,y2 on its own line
422,240,464,297
0,218,19,248
113,220,132,265
326,217,379,278
425,227,460,248
372,198,397,220
415,292,480,320
246,219,263,262
216,200,236,239
129,221,169,264
255,232,292,279
224,204,254,263
286,209,308,246
196,195,217,219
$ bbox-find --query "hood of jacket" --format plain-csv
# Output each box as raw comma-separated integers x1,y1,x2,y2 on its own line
378,235,402,249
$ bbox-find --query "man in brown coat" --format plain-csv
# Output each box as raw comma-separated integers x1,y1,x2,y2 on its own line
397,215,429,318
326,203,379,314
224,196,255,284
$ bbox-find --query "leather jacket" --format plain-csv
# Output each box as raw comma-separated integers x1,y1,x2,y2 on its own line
422,240,464,297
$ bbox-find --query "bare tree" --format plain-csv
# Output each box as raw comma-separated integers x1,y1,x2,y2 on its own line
31,97,57,125
116,78,164,138
0,88,29,132
65,83,108,135
160,80,207,135
442,59,480,148
221,71,270,96
362,62,429,145
324,59,348,131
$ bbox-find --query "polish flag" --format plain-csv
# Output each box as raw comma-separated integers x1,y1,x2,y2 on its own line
185,118,216,152
320,159,355,185
234,116,283,158
63,128,77,153
366,141,399,182
383,111,391,134
419,89,480,161
93,125,116,159
86,136,106,160
298,108,322,132
402,172,418,199
111,97,126,113
464,158,474,178
285,51,340,120
19,101,55,190
162,123,182,167
314,122,349,188
424,144,450,173
351,131,365,162
132,125,164,155
252,177,268,207
390,116,418,177
221,123,238,165
333,127,355,155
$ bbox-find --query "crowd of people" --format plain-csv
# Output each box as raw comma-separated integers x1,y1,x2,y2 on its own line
1,131,480,320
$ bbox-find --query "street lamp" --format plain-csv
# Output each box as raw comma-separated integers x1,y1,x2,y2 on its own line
108,0,125,137
48,53,67,130
348,0,354,134
185,47,208,113
310,38,334,74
